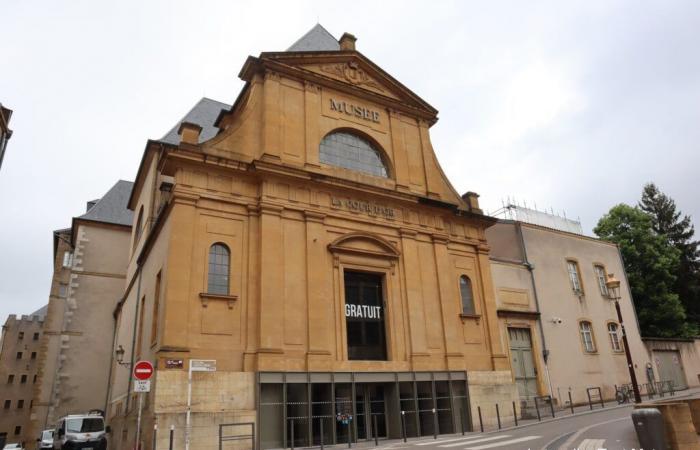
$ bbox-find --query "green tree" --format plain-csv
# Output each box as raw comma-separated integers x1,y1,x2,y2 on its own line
594,204,696,337
639,183,700,326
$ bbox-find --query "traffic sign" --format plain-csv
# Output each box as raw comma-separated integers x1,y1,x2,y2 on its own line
134,379,151,392
133,360,154,380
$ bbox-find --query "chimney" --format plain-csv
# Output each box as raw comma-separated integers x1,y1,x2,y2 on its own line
339,32,357,51
178,122,202,145
461,191,483,214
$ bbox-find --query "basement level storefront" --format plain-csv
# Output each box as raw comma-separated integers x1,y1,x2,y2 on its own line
258,371,471,449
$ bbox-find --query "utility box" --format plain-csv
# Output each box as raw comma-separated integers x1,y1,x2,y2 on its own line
632,408,667,450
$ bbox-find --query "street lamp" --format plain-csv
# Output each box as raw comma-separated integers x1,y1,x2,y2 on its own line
115,345,131,368
605,274,642,403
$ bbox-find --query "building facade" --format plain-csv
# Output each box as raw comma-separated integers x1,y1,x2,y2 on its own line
28,181,133,447
0,311,45,447
0,103,12,171
108,25,518,450
487,218,654,409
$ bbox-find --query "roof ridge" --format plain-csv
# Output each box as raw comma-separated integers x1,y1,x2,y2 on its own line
287,23,340,52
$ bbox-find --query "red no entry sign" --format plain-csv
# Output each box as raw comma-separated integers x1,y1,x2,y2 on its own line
133,360,154,380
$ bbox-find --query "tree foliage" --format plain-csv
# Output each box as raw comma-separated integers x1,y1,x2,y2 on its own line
639,183,700,325
594,204,696,337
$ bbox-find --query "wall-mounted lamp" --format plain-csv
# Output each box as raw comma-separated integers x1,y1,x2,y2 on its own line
115,345,131,368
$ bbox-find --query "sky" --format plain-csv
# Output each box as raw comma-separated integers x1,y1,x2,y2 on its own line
1,0,699,320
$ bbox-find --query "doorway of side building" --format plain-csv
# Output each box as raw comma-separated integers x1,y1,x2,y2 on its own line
508,327,538,404
654,350,688,390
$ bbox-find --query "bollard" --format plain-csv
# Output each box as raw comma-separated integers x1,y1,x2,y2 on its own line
512,402,518,427
632,408,667,450
401,411,407,442
568,391,574,415
153,423,158,450
290,419,295,450
320,418,324,450
460,407,465,435
347,420,352,449
168,425,174,450
373,415,378,446
549,396,555,418
477,406,484,433
587,389,593,410
432,408,437,439
535,398,541,422
496,404,501,430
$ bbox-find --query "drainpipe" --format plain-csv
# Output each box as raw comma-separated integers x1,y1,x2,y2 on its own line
516,222,555,402
125,266,143,414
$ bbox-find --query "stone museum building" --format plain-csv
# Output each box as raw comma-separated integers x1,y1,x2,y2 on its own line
108,25,519,449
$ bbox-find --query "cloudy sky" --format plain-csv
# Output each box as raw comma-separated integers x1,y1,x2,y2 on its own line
1,1,699,319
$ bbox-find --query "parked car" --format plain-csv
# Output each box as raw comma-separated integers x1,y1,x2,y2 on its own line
3,444,24,450
38,429,54,449
53,411,108,450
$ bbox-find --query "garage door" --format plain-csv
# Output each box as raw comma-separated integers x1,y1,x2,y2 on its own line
654,350,688,390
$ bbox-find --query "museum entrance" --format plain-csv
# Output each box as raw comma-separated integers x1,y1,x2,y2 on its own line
258,372,470,449
344,271,387,361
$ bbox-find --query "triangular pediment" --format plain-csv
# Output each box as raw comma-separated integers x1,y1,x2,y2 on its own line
244,51,437,118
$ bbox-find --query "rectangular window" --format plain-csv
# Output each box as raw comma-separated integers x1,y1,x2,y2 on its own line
18,331,24,340
31,352,37,360
14,426,21,436
151,271,161,345
33,375,37,384
594,265,609,297
344,271,387,361
608,323,622,352
17,400,24,409
62,251,73,268
579,321,596,353
33,332,40,340
16,352,22,360
4,400,10,409
7,375,14,384
20,375,27,384
59,283,68,298
567,260,583,294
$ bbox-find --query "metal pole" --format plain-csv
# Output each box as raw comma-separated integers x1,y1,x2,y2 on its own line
495,404,501,430
587,389,593,410
153,423,157,450
218,424,222,450
477,407,483,433
512,402,518,427
568,391,574,415
599,388,604,408
185,363,193,450
460,407,465,435
535,398,541,421
291,419,295,450
615,299,642,403
548,396,555,418
320,418,324,450
432,408,437,439
373,415,378,446
136,393,143,450
168,425,174,450
347,420,351,449
401,411,406,442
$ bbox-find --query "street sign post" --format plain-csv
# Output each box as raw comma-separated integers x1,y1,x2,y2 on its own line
185,360,217,450
133,360,154,450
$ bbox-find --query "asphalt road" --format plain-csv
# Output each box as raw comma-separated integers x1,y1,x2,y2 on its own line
371,405,641,450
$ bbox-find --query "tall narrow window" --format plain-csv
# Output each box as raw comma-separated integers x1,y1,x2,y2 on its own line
62,251,73,268
608,323,622,352
17,400,24,409
33,332,40,341
135,296,145,358
133,206,144,251
579,321,596,353
459,275,476,315
7,375,14,384
18,332,24,340
150,271,161,345
594,265,608,297
207,244,230,295
567,260,583,294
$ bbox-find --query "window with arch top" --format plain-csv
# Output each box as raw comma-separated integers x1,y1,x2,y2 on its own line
459,275,476,315
319,131,388,177
207,243,230,295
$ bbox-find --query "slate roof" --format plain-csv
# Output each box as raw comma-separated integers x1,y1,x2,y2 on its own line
287,24,340,52
30,305,48,318
159,98,231,146
77,180,134,227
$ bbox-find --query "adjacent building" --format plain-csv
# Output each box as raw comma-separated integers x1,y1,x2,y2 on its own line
28,181,133,447
108,24,519,450
0,103,12,171
487,206,654,409
0,309,45,447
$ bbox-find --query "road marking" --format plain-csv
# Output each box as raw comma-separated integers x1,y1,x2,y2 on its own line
438,436,511,447
553,417,627,450
465,435,541,449
577,439,605,450
416,436,479,445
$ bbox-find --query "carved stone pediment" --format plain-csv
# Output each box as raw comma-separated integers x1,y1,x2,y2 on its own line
328,232,400,259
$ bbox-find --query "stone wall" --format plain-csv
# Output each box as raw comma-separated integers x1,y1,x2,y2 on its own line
467,370,519,429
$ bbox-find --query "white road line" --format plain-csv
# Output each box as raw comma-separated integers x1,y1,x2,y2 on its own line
554,417,628,450
439,436,511,447
577,438,605,450
415,436,481,446
465,435,541,450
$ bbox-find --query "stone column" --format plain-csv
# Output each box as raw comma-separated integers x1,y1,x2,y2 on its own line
432,234,464,369
258,202,284,356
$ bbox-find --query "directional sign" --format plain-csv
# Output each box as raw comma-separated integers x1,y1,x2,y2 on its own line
133,360,154,380
190,359,216,372
134,379,151,392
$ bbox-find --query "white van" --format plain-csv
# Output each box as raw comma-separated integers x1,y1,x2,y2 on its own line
38,429,53,449
53,412,108,450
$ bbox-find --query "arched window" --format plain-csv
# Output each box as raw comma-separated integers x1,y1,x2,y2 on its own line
459,275,475,315
607,322,622,352
319,131,388,178
207,243,230,295
579,321,596,353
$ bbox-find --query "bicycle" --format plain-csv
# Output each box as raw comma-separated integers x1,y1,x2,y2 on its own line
615,384,631,404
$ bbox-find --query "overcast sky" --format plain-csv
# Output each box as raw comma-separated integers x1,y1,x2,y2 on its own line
1,1,699,320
